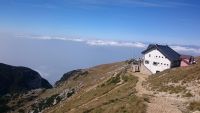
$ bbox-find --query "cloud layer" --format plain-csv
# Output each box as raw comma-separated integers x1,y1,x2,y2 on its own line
15,35,200,55
22,35,146,48
86,40,146,48
171,46,200,54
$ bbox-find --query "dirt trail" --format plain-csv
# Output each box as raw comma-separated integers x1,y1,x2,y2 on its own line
130,72,183,113
132,72,151,96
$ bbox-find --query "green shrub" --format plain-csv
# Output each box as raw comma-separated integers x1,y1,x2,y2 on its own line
188,101,200,111
99,83,105,87
106,74,120,85
183,92,193,97
122,75,129,82
32,94,59,112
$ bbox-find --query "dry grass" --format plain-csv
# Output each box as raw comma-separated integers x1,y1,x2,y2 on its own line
40,62,127,97
147,60,200,95
45,69,146,113
9,61,128,113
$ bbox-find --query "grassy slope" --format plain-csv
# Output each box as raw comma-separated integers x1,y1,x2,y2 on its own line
148,57,200,93
8,57,200,113
44,61,129,98
147,57,200,111
9,61,129,113
44,62,146,113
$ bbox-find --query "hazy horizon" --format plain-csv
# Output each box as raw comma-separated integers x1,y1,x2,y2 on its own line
0,36,200,84
0,36,143,84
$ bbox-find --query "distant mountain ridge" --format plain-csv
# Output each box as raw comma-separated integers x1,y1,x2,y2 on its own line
0,63,52,96
55,69,88,86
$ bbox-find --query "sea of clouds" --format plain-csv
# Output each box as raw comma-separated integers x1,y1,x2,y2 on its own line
16,35,200,55
0,34,200,84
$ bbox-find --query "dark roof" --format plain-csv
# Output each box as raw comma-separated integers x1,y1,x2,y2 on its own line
142,44,180,61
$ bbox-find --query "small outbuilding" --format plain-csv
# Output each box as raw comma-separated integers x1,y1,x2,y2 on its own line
180,55,195,67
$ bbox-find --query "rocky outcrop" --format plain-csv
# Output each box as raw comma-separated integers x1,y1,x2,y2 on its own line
0,63,52,96
55,69,88,86
30,88,75,113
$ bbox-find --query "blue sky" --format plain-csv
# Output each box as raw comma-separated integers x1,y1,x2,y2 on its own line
0,0,200,45
0,0,200,83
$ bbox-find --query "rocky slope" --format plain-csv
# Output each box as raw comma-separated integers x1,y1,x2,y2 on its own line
55,69,89,86
0,63,52,96
0,63,52,113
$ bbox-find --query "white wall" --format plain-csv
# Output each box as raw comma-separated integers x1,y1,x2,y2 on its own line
143,49,171,74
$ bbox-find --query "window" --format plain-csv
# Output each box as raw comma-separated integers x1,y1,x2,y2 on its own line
162,57,164,58
149,54,151,57
153,62,158,66
159,56,160,58
145,60,149,64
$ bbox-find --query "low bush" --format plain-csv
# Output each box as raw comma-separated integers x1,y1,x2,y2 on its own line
106,74,121,85
188,101,200,111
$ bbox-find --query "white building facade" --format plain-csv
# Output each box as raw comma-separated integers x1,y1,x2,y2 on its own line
142,44,181,74
143,49,171,73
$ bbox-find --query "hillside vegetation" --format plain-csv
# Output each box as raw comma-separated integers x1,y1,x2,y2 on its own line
44,61,146,113
148,57,200,94
6,61,146,113
147,57,200,112
2,57,200,113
